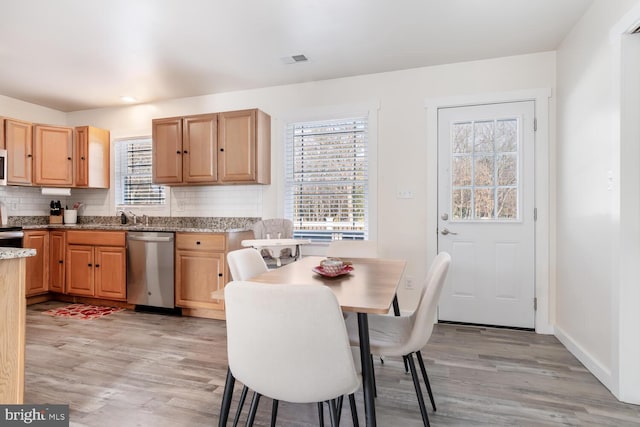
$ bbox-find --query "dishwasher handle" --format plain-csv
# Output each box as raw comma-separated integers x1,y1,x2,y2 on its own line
127,235,174,243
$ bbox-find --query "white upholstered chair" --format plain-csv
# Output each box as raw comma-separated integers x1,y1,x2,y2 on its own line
223,281,360,426
327,240,378,259
227,248,269,281
345,252,451,427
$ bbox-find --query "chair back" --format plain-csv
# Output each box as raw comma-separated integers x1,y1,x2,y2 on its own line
224,281,360,403
406,252,451,352
252,218,294,239
327,240,378,258
227,248,268,281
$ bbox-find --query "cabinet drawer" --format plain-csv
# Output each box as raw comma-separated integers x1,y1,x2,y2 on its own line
176,233,225,251
66,230,126,246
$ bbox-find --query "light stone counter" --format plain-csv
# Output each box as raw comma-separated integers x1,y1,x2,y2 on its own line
0,248,36,260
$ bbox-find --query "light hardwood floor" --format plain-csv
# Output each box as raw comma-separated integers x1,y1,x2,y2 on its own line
24,302,640,426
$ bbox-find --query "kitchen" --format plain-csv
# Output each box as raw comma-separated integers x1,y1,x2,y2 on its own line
2,0,640,425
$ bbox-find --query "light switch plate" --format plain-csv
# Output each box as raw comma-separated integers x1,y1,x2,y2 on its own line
397,190,414,199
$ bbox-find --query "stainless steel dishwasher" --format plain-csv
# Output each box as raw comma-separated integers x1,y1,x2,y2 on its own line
127,231,175,309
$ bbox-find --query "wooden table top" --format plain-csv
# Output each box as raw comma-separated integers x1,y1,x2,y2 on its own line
246,256,406,314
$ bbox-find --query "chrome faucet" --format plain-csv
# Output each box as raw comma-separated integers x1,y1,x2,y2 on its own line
141,214,149,226
127,211,137,225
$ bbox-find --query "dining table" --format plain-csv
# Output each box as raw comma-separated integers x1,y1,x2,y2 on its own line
217,255,407,427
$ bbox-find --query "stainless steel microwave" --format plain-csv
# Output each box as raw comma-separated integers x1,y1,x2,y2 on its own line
0,149,7,185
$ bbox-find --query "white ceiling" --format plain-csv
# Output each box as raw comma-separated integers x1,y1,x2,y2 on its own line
0,0,592,112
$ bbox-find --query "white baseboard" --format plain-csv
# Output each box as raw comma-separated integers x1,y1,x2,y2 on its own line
554,325,613,393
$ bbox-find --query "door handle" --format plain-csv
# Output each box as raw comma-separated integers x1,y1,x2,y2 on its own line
440,227,458,235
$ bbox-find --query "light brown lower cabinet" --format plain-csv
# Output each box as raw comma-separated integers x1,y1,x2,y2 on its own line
23,230,49,297
175,233,226,311
65,231,126,301
49,230,65,293
175,231,252,318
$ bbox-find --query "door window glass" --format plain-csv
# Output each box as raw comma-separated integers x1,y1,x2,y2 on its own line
450,118,519,221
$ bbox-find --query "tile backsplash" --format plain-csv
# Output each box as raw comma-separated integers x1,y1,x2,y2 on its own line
0,184,265,218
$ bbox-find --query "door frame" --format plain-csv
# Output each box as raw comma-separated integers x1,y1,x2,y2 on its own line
425,88,552,334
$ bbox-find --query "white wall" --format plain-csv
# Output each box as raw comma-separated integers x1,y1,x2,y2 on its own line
63,52,556,309
555,0,640,403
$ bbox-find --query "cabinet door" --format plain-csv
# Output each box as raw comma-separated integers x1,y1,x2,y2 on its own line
33,125,73,186
74,127,88,187
218,109,256,183
95,247,126,300
152,117,183,184
65,245,94,296
49,231,65,293
6,119,33,185
24,231,49,296
183,114,218,183
0,118,5,149
175,249,224,310
74,126,110,188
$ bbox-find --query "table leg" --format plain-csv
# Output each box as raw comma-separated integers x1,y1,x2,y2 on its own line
218,368,235,427
392,294,400,316
357,312,377,427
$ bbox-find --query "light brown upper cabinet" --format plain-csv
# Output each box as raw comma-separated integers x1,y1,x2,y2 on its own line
33,125,74,186
5,119,33,185
218,109,270,184
152,114,218,184
0,118,5,149
152,109,270,185
74,126,110,188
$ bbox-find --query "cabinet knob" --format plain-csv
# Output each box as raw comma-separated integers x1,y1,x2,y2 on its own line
95,264,100,268
88,263,92,267
176,150,181,154
183,150,188,154
58,260,63,264
81,156,85,160
196,241,201,245
67,157,72,160
220,148,224,152
27,154,33,158
218,273,223,277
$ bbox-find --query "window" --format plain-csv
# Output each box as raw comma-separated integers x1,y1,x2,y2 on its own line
450,118,519,220
285,116,369,242
114,137,166,206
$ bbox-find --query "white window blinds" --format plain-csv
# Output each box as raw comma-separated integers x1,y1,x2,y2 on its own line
285,116,369,242
114,137,166,206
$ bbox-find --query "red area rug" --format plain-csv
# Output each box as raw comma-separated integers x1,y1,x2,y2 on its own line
43,304,124,320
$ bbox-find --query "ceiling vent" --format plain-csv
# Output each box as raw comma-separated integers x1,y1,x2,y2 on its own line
281,54,309,64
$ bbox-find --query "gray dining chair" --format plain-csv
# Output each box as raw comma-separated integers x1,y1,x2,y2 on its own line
344,251,451,427
223,281,360,426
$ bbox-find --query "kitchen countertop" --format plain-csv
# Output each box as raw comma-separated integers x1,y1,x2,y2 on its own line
23,224,251,233
12,216,259,234
0,248,36,260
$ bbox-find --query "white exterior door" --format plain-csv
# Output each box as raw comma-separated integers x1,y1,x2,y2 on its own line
437,101,535,328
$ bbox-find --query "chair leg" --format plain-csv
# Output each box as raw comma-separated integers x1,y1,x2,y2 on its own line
328,399,340,427
336,395,344,425
219,368,236,427
416,351,436,412
246,392,261,427
348,394,359,426
232,385,249,427
270,400,279,427
370,354,377,398
406,354,431,427
317,402,324,426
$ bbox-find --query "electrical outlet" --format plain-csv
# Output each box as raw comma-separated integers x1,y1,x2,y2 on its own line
405,275,415,289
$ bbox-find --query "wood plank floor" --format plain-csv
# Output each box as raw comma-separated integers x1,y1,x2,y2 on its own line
24,301,640,426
